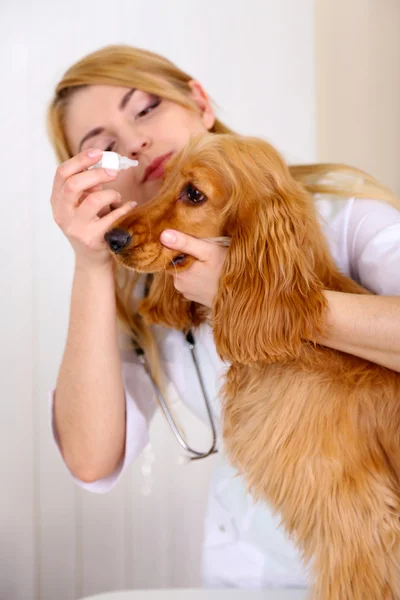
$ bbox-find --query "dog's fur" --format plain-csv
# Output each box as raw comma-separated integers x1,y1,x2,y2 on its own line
110,134,400,599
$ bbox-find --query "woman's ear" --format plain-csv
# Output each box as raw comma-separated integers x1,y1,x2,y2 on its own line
188,80,216,131
212,140,330,364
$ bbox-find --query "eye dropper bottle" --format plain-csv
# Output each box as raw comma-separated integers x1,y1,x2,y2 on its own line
89,151,139,171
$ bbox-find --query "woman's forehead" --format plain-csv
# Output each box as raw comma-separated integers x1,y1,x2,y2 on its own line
66,85,132,122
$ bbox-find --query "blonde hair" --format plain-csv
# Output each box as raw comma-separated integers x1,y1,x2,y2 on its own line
47,44,399,389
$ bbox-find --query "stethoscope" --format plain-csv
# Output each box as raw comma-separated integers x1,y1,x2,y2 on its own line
133,332,218,460
133,275,218,460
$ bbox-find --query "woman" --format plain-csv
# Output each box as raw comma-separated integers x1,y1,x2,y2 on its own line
48,44,400,588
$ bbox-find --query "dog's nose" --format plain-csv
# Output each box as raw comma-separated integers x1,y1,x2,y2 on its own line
104,228,132,253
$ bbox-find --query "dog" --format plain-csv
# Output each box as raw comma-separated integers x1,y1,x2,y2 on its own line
105,133,400,599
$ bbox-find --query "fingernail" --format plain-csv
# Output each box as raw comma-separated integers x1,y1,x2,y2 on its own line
130,201,137,208
161,230,177,245
105,169,118,177
88,149,103,157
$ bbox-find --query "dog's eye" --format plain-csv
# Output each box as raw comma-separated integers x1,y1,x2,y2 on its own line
180,183,207,204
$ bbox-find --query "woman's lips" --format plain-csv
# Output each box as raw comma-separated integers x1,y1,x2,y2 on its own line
142,152,173,182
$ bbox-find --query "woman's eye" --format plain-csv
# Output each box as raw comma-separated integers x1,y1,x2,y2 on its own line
137,97,161,119
181,183,207,204
104,143,115,152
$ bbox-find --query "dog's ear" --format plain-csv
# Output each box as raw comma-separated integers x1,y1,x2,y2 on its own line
139,272,206,330
212,138,330,363
139,272,191,329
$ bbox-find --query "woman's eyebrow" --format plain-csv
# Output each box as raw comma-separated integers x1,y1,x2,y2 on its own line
78,88,137,151
79,127,104,151
119,87,136,110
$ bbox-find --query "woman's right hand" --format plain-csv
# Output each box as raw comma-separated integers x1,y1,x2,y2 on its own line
50,149,136,268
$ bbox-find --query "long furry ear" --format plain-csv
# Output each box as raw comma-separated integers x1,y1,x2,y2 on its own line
212,139,330,364
138,272,191,329
139,272,206,330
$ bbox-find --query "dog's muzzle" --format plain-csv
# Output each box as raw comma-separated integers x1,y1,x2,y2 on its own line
104,228,132,253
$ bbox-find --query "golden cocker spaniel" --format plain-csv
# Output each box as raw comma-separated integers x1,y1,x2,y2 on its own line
106,134,400,599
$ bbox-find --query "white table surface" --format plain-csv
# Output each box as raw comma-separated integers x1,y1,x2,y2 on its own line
80,589,308,600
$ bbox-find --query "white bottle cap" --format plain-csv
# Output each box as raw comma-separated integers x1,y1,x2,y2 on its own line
118,155,139,170
89,151,139,171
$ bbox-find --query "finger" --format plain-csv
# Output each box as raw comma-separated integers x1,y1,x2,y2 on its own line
76,189,123,222
160,230,214,261
78,184,104,205
97,201,137,233
53,148,105,190
60,168,119,208
82,183,104,194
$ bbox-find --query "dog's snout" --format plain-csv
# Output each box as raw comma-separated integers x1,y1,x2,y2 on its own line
104,228,132,253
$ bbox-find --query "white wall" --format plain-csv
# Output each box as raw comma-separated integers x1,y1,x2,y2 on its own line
0,1,316,599
316,0,400,196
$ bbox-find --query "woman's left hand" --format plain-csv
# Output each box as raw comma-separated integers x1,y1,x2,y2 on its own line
160,229,227,308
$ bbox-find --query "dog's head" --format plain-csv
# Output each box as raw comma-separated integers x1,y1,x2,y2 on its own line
104,133,244,273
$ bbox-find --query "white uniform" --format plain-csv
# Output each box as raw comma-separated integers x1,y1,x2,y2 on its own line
50,197,400,589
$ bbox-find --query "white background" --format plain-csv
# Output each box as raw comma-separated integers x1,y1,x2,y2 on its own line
1,1,398,599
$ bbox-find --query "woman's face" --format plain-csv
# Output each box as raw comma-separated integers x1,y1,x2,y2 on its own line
64,83,215,206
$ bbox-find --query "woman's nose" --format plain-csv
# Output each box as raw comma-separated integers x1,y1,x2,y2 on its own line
124,133,151,158
104,228,131,253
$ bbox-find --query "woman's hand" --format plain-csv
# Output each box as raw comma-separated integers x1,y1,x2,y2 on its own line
50,149,136,269
160,229,227,308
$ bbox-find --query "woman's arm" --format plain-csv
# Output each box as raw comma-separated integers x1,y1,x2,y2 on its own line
318,198,400,372
55,261,127,482
318,292,400,372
